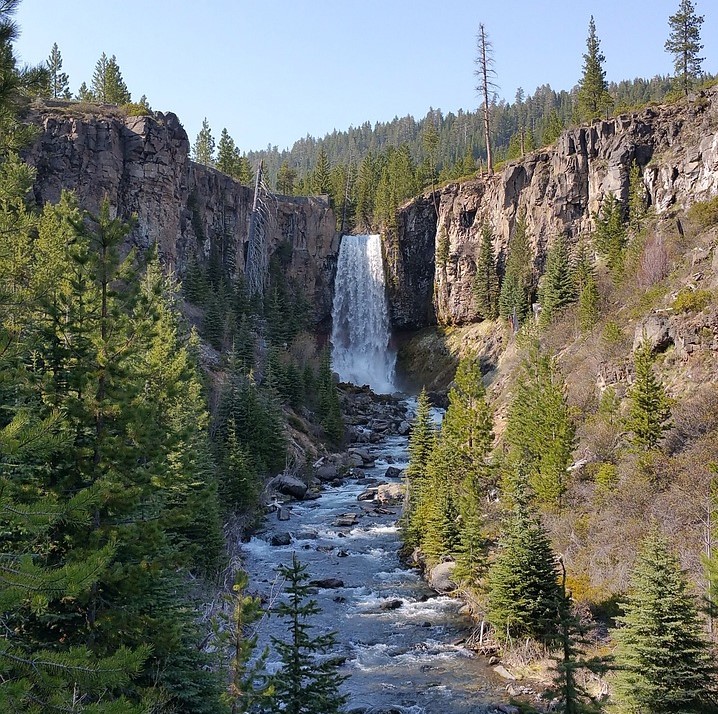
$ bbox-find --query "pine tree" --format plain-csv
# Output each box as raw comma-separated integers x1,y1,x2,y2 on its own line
217,128,239,177
499,210,533,323
403,387,436,551
218,570,272,714
317,348,343,445
539,235,575,325
312,147,331,195
270,554,348,714
593,192,627,275
487,487,562,642
474,223,499,320
276,161,298,195
572,244,600,333
504,348,575,510
90,52,130,104
624,340,672,451
665,0,705,96
611,530,717,713
194,117,216,167
475,23,496,175
576,17,613,122
45,42,70,98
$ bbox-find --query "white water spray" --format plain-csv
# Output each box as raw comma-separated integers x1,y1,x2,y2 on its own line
330,234,396,394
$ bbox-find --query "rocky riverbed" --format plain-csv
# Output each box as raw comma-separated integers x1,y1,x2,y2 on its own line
242,394,520,714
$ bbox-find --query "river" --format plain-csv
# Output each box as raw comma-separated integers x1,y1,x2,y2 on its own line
241,419,510,714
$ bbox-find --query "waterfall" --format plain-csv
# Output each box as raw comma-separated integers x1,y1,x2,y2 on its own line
330,234,396,394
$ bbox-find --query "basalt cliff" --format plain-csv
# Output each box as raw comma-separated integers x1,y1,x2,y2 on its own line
387,87,718,329
23,90,718,334
24,103,339,329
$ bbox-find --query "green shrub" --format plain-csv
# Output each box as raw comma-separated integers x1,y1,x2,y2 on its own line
688,196,718,229
594,462,619,492
601,320,623,344
672,288,713,313
121,102,152,117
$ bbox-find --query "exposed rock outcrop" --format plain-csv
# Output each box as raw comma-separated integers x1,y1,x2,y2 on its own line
24,104,339,328
390,89,718,328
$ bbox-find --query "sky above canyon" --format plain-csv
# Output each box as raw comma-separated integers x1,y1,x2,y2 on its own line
15,0,718,152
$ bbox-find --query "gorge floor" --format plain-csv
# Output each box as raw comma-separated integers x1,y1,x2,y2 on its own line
241,423,510,714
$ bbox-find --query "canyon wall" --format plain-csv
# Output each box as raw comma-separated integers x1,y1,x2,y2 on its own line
24,104,339,328
389,87,718,328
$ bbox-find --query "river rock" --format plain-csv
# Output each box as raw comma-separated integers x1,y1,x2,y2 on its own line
398,421,410,435
348,447,374,465
428,561,457,593
333,513,359,527
375,483,404,505
316,464,339,482
310,578,344,589
493,664,516,681
270,532,291,547
276,506,291,521
357,489,376,502
379,599,403,610
269,473,307,500
345,453,364,468
384,466,402,479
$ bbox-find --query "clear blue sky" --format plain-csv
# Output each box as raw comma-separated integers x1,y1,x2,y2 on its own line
14,0,717,152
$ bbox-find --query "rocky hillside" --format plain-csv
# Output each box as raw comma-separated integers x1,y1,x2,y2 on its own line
388,87,718,329
23,101,340,328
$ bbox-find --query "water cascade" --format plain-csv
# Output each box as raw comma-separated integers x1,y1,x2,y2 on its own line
331,234,396,393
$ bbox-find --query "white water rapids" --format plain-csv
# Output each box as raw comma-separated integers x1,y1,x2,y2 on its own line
330,234,396,394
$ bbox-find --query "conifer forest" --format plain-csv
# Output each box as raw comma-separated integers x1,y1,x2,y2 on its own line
3,0,718,712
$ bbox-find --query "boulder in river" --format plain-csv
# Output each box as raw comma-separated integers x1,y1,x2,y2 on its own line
384,465,402,479
270,532,291,547
428,561,457,593
268,473,307,500
357,489,377,502
348,446,374,465
375,483,404,505
316,464,339,482
379,599,403,611
310,578,344,589
333,513,359,527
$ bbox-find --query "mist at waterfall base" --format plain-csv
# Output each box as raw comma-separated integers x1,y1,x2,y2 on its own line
331,234,397,394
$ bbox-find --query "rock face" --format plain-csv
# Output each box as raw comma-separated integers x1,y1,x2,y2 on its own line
389,89,718,328
24,106,339,329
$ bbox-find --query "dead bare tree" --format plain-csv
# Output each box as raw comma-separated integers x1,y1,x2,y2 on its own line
475,23,498,176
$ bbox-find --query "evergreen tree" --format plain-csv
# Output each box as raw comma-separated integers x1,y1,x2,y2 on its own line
90,52,130,104
499,211,533,324
572,242,600,335
665,0,705,96
624,340,672,451
270,554,347,714
219,570,272,714
76,80,93,101
593,192,627,275
473,223,499,320
276,161,298,195
576,17,613,122
487,486,562,642
217,128,239,176
317,348,343,445
45,42,70,98
611,530,717,713
539,235,575,325
542,109,565,145
402,387,436,550
194,117,216,167
311,147,331,195
504,348,575,510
